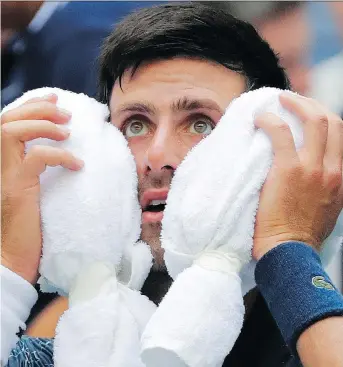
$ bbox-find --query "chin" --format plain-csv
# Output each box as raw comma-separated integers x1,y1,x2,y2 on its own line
140,222,165,269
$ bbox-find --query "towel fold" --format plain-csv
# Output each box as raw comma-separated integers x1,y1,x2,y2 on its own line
4,87,341,367
56,261,156,367
2,88,156,367
141,87,343,367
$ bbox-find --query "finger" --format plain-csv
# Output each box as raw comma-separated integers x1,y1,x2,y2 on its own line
1,101,71,125
280,93,328,167
22,93,58,106
2,120,71,143
254,112,298,164
324,116,343,184
308,101,343,168
22,146,84,177
3,94,58,110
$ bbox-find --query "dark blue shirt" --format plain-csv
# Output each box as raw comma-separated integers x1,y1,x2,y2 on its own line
1,2,160,107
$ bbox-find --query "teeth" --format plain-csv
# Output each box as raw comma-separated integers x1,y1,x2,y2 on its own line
150,200,166,206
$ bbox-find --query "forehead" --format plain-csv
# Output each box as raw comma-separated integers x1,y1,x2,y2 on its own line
109,58,246,113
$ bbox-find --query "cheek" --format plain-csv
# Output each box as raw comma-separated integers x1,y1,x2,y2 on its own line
180,134,207,150
127,137,149,174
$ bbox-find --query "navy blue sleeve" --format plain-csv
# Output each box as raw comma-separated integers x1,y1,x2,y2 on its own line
5,337,54,367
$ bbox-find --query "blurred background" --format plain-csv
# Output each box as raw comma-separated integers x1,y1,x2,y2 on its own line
1,0,342,337
210,0,343,296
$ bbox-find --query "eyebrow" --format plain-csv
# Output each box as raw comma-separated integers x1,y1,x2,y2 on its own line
114,102,157,115
172,97,223,114
112,97,224,116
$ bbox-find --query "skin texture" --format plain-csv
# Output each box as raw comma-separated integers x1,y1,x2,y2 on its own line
1,58,343,364
297,317,343,367
110,59,246,267
1,94,84,284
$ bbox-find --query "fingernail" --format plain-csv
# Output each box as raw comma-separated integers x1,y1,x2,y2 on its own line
59,126,70,135
75,158,84,169
43,93,57,100
59,108,72,118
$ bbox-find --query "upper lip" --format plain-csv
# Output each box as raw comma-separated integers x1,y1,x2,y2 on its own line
140,188,169,211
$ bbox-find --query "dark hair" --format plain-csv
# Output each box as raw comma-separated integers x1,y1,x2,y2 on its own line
98,2,290,104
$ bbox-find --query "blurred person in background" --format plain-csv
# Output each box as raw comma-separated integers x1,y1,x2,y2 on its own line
217,0,342,292
1,1,158,108
217,1,310,96
310,2,343,117
1,0,159,335
310,1,343,293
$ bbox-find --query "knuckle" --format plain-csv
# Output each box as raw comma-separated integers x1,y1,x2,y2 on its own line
38,101,55,111
275,122,290,134
1,123,12,138
41,119,56,129
41,101,59,117
288,161,303,175
33,120,59,134
326,169,342,189
254,113,269,126
307,166,324,181
313,113,328,126
29,145,45,156
27,101,56,120
61,150,72,160
0,112,10,125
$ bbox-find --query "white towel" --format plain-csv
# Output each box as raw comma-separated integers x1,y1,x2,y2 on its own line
2,88,156,367
141,87,343,367
4,87,342,367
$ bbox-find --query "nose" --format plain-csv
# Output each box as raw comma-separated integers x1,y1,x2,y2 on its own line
144,124,180,173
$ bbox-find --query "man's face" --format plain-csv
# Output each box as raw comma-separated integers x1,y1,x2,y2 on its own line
110,58,245,267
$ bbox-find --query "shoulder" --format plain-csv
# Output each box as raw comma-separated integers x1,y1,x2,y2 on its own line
36,2,162,53
6,337,54,367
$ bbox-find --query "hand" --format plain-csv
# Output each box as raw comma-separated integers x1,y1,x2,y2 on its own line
1,94,84,284
253,93,343,260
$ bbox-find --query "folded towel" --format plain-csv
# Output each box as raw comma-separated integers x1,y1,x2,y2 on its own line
5,87,341,367
56,260,156,367
141,87,343,367
2,88,156,367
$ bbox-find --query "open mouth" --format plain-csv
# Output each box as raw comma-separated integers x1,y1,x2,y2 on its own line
141,191,168,224
144,200,166,213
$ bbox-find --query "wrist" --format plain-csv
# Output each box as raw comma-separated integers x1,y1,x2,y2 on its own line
255,241,343,355
253,234,318,260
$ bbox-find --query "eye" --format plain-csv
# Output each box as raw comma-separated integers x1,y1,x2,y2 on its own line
189,118,214,135
123,119,149,138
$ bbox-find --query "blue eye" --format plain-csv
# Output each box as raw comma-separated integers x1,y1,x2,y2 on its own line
189,120,214,135
124,120,149,137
